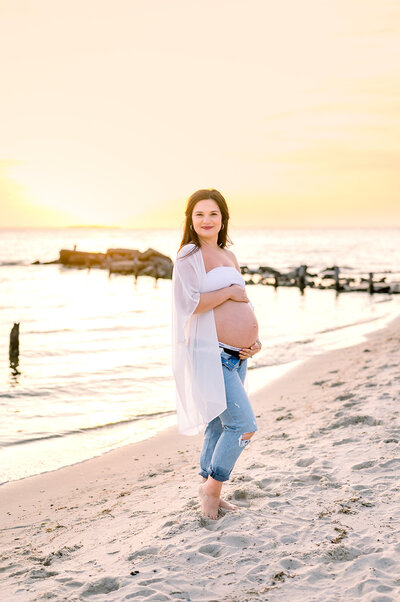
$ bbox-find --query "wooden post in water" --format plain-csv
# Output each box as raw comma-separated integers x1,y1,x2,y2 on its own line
334,266,340,291
369,272,374,294
274,275,279,288
9,322,20,363
297,265,307,291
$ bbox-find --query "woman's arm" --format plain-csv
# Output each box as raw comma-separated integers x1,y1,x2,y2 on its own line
193,285,248,315
193,287,231,315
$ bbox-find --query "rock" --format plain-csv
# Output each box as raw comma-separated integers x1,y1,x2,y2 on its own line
108,254,172,279
106,248,141,261
109,260,140,275
140,247,172,263
56,247,173,280
59,250,106,267
259,266,281,276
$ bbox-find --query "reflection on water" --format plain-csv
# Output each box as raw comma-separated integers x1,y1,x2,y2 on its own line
8,360,21,386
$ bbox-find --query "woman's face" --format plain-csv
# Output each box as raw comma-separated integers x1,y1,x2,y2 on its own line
191,199,222,241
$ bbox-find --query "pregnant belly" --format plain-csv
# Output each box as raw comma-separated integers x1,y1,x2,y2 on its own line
213,300,259,349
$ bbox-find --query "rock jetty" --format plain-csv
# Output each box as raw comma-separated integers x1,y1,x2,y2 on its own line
242,264,400,294
40,247,173,280
36,250,400,294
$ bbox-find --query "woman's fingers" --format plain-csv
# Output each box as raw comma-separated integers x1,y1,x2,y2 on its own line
239,347,253,358
239,341,262,358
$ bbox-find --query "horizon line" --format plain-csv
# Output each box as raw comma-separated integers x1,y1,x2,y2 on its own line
1,225,400,231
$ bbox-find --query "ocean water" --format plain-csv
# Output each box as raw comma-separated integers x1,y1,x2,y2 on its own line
1,226,400,483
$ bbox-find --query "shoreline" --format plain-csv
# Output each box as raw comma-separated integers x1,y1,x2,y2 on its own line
3,311,399,498
3,301,400,487
1,313,400,599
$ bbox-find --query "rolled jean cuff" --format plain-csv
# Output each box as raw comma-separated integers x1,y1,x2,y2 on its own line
208,469,229,483
198,469,209,479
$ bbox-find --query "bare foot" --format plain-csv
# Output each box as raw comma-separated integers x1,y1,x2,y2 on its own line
219,497,240,511
199,483,220,520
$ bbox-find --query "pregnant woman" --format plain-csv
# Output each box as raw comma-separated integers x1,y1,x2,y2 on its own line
171,188,262,519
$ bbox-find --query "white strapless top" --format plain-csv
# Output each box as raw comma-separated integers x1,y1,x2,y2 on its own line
200,266,245,293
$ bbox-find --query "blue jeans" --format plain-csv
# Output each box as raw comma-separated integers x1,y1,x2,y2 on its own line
199,350,258,482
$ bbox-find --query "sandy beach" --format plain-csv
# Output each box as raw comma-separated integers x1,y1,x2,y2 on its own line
1,315,400,601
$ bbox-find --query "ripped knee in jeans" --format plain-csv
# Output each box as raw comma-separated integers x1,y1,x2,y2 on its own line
238,431,255,448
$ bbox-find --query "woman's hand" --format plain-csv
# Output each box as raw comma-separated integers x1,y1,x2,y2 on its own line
239,339,262,360
228,284,249,303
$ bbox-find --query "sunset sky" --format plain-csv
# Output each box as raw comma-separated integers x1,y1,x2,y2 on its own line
1,0,399,228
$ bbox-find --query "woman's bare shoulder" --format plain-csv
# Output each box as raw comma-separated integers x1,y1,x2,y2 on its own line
224,248,240,270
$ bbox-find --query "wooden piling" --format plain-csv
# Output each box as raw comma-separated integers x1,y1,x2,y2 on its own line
333,266,340,291
369,272,374,294
297,265,307,291
9,322,20,363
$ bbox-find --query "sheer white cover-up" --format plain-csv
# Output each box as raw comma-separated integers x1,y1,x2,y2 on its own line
171,243,248,436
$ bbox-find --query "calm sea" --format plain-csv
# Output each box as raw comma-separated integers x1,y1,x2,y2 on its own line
1,227,400,483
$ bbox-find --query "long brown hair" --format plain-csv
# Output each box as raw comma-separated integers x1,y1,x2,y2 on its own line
177,188,233,258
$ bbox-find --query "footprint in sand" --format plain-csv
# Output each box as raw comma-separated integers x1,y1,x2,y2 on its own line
220,533,252,547
279,556,305,570
325,545,363,562
351,460,376,470
325,415,382,430
59,578,85,588
198,543,223,557
332,437,357,446
230,487,266,505
246,462,266,469
232,474,253,483
127,546,160,561
124,587,159,598
27,568,59,580
295,457,315,467
335,393,355,401
276,412,294,421
379,458,400,469
255,477,275,489
41,544,82,566
343,401,360,408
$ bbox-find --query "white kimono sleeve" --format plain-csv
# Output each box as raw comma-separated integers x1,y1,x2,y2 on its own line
171,244,227,435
